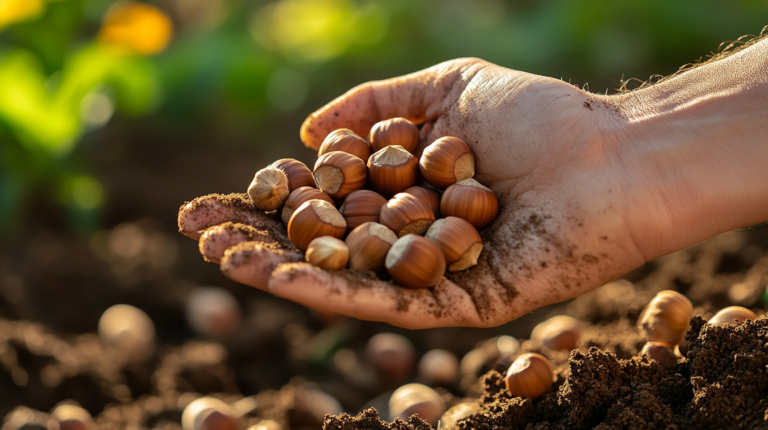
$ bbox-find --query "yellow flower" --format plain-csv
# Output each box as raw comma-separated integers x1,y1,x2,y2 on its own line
98,2,173,55
0,0,45,29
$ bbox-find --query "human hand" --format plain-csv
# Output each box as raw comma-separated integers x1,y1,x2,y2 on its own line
179,44,768,329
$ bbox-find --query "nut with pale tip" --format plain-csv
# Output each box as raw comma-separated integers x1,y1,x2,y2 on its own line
419,137,475,189
504,352,553,399
365,332,415,381
248,159,315,211
306,236,349,270
345,222,397,272
186,287,242,340
388,383,445,425
637,290,693,347
640,342,677,368
48,404,94,430
708,306,758,325
182,397,238,430
425,217,482,271
386,235,446,288
281,187,333,224
531,315,582,352
380,193,435,237
369,117,420,153
418,349,459,386
313,151,368,201
367,145,419,197
339,190,387,233
440,178,498,229
247,420,283,430
98,304,156,364
318,128,371,161
403,186,441,218
287,200,346,250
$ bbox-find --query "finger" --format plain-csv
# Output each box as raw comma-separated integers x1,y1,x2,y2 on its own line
300,58,480,150
178,193,289,245
219,242,303,291
199,222,275,264
266,263,485,329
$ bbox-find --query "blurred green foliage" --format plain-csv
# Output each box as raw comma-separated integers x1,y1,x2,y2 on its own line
1,0,766,234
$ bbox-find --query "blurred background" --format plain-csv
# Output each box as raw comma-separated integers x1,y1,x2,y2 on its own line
0,0,767,426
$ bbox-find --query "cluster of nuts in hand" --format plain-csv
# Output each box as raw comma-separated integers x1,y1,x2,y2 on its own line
246,117,499,288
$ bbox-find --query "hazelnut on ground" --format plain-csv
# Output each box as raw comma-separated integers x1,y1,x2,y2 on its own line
181,397,238,430
418,349,459,386
367,145,419,197
281,187,333,224
339,190,387,233
345,222,397,272
419,137,475,189
640,342,677,368
708,306,757,325
186,287,242,339
98,304,156,364
248,159,314,211
365,332,415,381
637,290,693,347
440,178,499,229
386,235,446,289
287,200,346,250
504,353,553,399
318,128,371,161
313,151,367,201
369,117,420,153
425,217,483,272
49,404,94,430
380,193,436,237
388,383,445,426
530,315,582,352
403,186,441,218
305,236,349,270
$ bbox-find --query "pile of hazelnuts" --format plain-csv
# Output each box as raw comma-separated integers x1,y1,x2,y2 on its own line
246,117,498,288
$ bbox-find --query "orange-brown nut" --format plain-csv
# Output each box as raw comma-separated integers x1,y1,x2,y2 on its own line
380,193,436,237
318,128,371,161
306,236,349,270
339,190,387,233
637,290,693,347
530,315,582,352
419,137,475,189
708,306,758,325
345,222,397,272
49,404,94,430
247,159,315,211
385,235,446,288
425,217,482,272
440,179,498,229
504,353,552,399
640,342,677,368
369,117,419,153
367,145,419,198
313,151,367,201
281,187,334,224
403,186,440,218
287,200,346,250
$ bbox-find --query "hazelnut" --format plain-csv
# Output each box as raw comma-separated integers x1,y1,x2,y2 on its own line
186,287,242,339
313,151,367,201
369,117,419,153
367,145,419,197
530,315,582,352
388,383,445,426
98,304,155,363
637,290,693,347
306,236,349,270
318,128,371,161
640,342,677,368
365,332,415,381
281,187,333,224
439,403,481,430
345,222,397,272
418,349,459,386
380,193,436,237
248,159,314,211
385,235,446,288
339,190,387,233
440,178,498,229
425,217,483,271
248,421,283,430
708,306,757,325
403,186,441,218
49,404,94,430
287,200,346,250
419,137,475,189
504,353,553,399
182,397,238,430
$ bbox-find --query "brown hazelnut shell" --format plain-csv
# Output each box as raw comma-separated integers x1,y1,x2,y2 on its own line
637,290,693,347
640,342,677,368
318,128,371,161
247,159,315,211
386,235,446,288
380,193,436,237
282,187,334,224
530,315,582,351
287,200,346,250
367,145,419,198
708,306,757,325
339,190,387,233
425,217,482,271
345,222,397,272
419,137,475,189
403,186,441,218
504,353,552,399
369,117,419,153
440,179,498,229
313,151,368,201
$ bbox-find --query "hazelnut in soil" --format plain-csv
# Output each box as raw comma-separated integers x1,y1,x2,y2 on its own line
367,145,419,198
339,190,387,233
708,305,758,325
440,178,498,229
318,128,371,161
368,117,419,153
248,159,314,211
345,222,397,272
504,352,553,399
530,315,582,352
287,199,346,250
380,193,435,237
419,137,475,189
313,151,368,201
425,216,482,272
388,383,445,425
385,235,446,288
637,290,693,347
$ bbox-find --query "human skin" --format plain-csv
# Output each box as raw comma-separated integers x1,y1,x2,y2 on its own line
178,37,768,329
